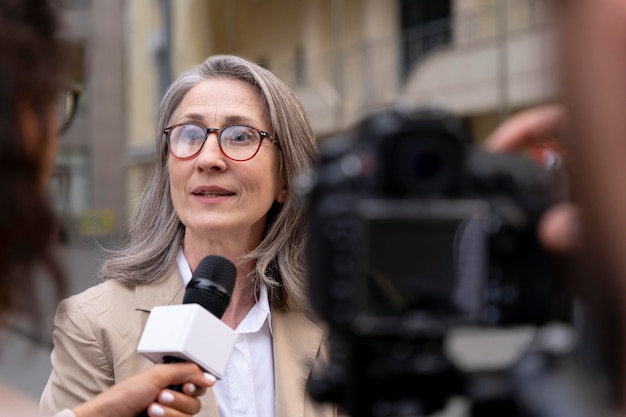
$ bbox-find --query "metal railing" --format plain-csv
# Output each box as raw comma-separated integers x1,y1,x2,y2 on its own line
271,0,554,131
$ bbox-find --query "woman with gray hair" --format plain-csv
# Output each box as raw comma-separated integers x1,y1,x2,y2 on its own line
41,55,336,417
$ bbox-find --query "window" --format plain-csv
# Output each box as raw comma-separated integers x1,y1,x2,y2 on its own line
400,0,452,78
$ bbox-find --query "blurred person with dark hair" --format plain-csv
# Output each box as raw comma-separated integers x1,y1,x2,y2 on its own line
40,54,337,417
0,0,216,416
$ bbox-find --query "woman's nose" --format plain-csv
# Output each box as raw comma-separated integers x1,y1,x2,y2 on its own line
194,133,227,171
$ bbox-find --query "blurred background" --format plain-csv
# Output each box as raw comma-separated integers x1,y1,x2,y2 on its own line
0,0,558,411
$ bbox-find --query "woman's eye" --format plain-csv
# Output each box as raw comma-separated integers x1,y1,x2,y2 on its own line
226,128,255,144
183,127,204,141
232,133,249,142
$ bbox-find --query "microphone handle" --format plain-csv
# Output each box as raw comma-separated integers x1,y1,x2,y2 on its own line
136,356,188,417
162,355,187,391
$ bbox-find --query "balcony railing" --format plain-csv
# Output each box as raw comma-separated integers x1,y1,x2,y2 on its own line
271,0,554,132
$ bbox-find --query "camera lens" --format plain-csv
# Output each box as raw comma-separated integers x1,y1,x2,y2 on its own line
386,132,462,196
412,150,443,180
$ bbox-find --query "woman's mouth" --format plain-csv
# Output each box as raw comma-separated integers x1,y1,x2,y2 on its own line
193,191,234,197
191,186,235,199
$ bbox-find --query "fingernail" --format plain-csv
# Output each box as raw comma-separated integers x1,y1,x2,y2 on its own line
159,391,175,404
149,404,165,416
186,383,197,393
204,372,217,383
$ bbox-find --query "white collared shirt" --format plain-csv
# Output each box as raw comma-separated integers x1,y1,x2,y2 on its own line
177,250,276,417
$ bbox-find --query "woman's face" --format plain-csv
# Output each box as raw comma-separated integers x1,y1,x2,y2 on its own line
168,78,286,248
19,102,59,189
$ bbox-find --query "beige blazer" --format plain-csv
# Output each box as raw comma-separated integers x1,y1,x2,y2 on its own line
40,267,336,417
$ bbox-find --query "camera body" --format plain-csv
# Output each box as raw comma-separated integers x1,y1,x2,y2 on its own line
301,108,569,416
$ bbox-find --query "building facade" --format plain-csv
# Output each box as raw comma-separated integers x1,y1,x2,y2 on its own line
55,0,127,240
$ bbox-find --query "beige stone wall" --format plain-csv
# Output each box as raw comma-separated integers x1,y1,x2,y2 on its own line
126,1,161,149
89,0,126,237
171,0,214,77
454,0,553,44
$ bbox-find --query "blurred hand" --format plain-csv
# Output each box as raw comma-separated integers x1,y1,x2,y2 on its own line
484,104,564,154
484,104,581,254
71,362,216,417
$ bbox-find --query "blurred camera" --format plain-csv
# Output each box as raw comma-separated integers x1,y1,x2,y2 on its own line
299,107,570,416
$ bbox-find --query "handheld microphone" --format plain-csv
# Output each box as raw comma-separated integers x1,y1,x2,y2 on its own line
182,255,236,318
136,255,237,402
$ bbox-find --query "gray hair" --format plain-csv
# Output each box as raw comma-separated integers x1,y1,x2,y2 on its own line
101,55,318,311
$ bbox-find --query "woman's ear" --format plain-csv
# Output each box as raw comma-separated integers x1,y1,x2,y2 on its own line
276,182,288,204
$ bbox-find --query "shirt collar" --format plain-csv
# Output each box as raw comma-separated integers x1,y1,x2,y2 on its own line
177,249,193,287
176,249,273,334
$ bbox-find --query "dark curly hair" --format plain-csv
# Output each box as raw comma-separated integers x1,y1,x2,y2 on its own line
0,0,65,328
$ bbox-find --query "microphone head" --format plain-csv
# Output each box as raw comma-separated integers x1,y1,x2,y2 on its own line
183,255,236,318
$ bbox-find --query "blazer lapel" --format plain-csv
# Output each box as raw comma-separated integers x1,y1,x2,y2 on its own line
272,310,324,417
134,266,185,311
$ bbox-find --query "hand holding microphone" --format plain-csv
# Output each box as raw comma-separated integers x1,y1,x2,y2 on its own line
71,362,216,417
136,255,237,416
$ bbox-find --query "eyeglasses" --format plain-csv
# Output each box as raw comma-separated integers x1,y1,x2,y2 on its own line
54,89,80,135
56,38,85,135
164,122,279,161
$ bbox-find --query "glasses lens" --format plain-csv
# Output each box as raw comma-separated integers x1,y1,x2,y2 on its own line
220,125,261,160
55,91,77,134
168,124,206,158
